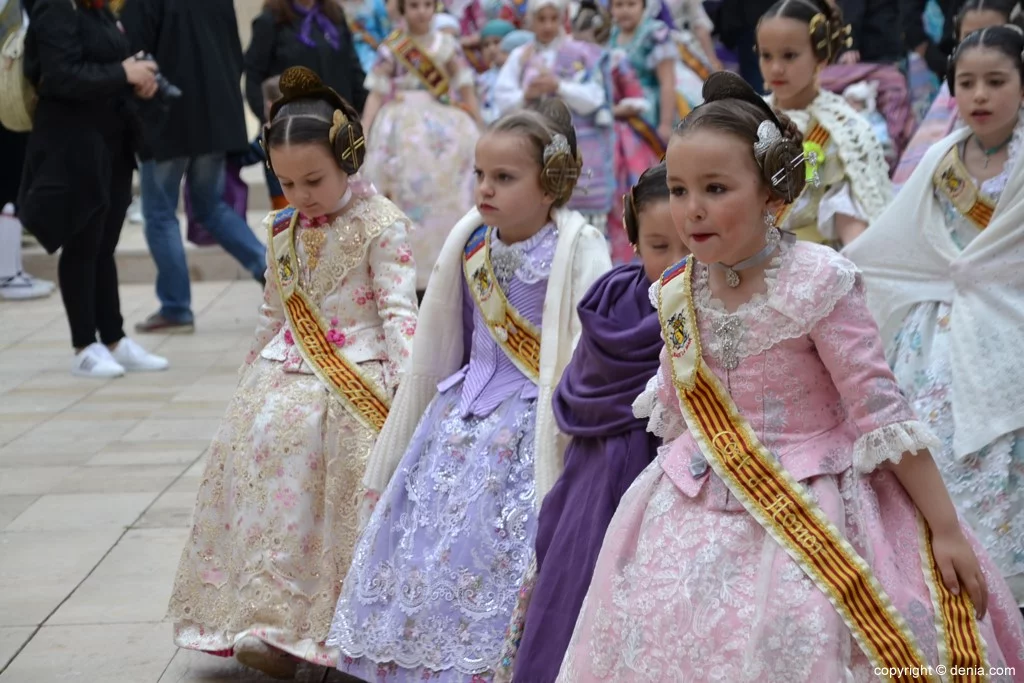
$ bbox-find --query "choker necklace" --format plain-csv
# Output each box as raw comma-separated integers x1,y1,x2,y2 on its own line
973,133,1014,169
714,227,788,288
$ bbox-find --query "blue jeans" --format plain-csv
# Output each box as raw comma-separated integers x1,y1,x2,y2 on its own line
140,154,266,323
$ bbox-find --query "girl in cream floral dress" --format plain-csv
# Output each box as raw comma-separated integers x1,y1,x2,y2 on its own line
168,68,419,679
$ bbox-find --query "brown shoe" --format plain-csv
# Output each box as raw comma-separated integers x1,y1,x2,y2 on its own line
134,312,195,334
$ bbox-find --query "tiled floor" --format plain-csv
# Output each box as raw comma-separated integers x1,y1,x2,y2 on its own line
0,282,354,682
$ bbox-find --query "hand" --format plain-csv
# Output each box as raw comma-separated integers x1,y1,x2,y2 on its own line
612,102,642,118
930,527,989,619
524,78,547,101
533,71,560,96
657,122,673,142
123,56,157,90
839,49,860,64
134,80,159,100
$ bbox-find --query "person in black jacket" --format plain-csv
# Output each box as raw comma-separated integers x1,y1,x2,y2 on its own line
903,0,969,77
716,0,776,92
835,0,910,64
18,0,170,378
244,0,367,122
119,0,267,334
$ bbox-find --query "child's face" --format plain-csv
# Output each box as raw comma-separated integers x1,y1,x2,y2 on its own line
474,131,555,237
270,143,350,218
953,46,1024,143
610,0,643,35
960,9,1008,40
757,17,820,108
404,0,435,35
635,199,689,283
482,36,503,67
531,6,563,45
666,130,776,267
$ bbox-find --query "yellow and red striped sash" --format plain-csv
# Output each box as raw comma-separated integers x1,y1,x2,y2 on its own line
773,120,831,230
384,30,450,100
933,145,996,230
676,42,711,81
463,225,541,382
268,209,391,433
626,115,667,159
656,257,989,680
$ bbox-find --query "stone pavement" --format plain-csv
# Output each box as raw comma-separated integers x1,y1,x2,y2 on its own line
0,282,354,683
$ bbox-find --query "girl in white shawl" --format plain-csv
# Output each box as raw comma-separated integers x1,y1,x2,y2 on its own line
845,25,1024,610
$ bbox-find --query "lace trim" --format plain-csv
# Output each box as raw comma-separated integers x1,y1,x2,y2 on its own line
633,368,686,440
694,243,858,367
771,90,893,221
491,223,558,285
977,110,1024,199
852,420,942,474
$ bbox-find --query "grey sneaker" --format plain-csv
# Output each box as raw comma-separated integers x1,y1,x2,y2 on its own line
134,312,195,334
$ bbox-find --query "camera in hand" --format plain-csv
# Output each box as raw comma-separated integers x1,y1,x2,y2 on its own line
137,53,182,99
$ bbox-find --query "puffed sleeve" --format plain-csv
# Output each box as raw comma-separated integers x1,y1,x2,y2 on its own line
644,20,677,71
364,42,397,95
440,32,475,91
242,216,286,373
633,289,686,442
368,217,419,395
809,275,940,473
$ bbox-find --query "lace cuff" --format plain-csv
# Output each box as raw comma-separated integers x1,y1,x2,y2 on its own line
633,373,685,440
852,420,942,473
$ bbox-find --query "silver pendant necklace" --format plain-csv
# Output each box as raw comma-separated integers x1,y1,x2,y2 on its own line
713,227,785,288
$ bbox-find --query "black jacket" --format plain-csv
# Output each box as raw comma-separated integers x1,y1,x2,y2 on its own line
19,0,137,253
244,9,367,121
837,0,907,64
119,0,249,161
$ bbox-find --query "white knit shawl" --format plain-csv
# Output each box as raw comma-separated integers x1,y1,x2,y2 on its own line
361,206,612,511
843,124,1024,459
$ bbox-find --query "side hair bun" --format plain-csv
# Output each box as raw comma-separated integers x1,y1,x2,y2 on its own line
758,111,806,202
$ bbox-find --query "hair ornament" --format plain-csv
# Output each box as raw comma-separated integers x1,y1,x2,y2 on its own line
770,152,806,201
541,133,582,203
753,120,782,156
329,109,347,145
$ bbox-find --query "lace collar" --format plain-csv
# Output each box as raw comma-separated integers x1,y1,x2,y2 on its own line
490,222,558,287
692,241,857,369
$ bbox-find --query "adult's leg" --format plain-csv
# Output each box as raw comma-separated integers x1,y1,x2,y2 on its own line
94,140,134,346
140,157,194,324
737,24,764,94
187,153,266,281
58,195,106,350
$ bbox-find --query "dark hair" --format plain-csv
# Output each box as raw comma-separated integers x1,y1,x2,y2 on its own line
758,0,850,64
264,68,366,175
674,71,806,203
490,98,582,206
265,0,345,25
396,0,440,15
948,24,1024,94
956,0,1023,39
623,162,668,244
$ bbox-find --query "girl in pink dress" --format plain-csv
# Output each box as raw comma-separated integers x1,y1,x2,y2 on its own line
557,71,1024,682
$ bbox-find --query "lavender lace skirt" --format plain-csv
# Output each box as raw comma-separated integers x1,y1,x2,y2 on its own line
327,383,538,682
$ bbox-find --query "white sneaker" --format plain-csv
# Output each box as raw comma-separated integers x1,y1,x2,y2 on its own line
72,343,126,378
23,272,56,293
0,273,53,300
127,197,143,224
111,337,169,372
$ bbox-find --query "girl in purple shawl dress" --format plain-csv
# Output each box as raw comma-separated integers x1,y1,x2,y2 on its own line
509,163,689,682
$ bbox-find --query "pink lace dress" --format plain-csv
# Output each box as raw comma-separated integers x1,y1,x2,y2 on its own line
556,242,1024,681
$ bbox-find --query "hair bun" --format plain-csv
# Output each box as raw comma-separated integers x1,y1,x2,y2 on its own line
279,67,325,98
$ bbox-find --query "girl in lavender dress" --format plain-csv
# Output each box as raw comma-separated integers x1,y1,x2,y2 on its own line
326,99,612,682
